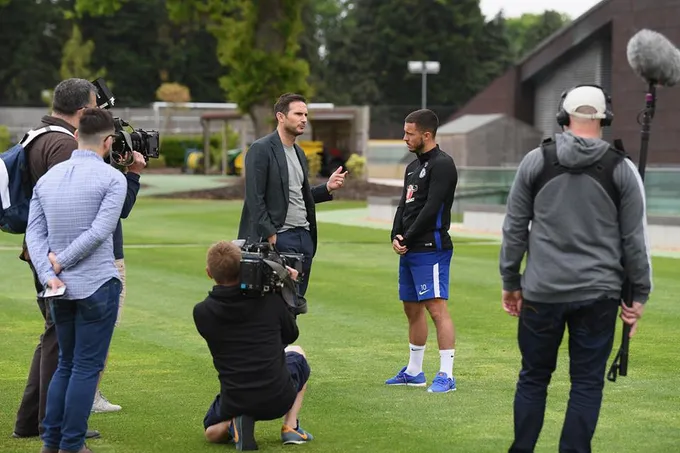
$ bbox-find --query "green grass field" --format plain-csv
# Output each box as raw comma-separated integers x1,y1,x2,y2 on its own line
1,199,678,453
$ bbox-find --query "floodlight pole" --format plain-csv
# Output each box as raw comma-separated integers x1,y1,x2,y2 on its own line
408,61,441,109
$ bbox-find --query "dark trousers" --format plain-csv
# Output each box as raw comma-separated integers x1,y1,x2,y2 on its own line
277,227,314,297
14,259,59,437
509,298,619,453
43,278,120,451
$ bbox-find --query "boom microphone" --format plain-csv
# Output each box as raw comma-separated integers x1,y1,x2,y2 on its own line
609,29,680,384
627,29,680,87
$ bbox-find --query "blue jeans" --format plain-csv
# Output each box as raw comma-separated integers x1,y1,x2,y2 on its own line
277,228,314,297
509,298,619,453
42,278,121,452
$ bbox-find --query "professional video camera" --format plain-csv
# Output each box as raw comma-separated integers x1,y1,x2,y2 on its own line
233,240,306,315
92,78,160,166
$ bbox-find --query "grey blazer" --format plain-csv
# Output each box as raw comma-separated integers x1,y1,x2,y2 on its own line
237,130,333,256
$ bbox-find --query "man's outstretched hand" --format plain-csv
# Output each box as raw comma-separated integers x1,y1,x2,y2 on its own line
326,166,348,192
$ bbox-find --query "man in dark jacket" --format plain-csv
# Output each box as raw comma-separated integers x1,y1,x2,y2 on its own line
499,85,651,452
91,150,146,414
13,78,102,440
237,93,347,304
13,78,144,437
385,109,459,394
193,241,313,451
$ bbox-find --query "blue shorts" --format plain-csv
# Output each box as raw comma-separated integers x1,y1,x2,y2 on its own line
398,250,452,301
203,351,310,428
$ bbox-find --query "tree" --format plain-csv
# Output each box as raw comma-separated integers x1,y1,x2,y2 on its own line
0,0,73,105
156,82,191,134
475,12,514,90
60,24,107,81
323,0,500,136
505,11,572,60
75,0,312,138
76,0,177,106
298,0,345,101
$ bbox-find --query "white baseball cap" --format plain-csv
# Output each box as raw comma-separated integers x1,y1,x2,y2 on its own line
562,86,607,119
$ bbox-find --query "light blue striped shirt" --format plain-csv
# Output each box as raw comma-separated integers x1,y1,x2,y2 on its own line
26,150,127,300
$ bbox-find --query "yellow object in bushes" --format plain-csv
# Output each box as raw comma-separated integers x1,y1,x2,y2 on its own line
187,151,204,170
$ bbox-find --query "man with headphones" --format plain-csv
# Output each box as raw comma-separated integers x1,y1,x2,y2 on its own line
499,84,651,453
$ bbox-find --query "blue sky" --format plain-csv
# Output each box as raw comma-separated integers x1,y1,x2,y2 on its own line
480,0,602,19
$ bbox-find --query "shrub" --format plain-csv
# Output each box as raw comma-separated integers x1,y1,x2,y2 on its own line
345,153,366,178
160,135,214,168
147,154,167,169
159,124,240,171
0,125,10,151
307,152,322,178
156,83,191,103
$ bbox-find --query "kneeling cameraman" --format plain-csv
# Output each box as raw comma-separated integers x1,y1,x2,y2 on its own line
193,240,313,450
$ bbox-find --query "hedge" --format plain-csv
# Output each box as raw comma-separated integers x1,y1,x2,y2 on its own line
159,127,240,169
160,135,219,167
0,125,11,152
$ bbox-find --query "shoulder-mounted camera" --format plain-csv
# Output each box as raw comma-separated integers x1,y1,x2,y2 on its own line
232,240,306,315
92,78,160,166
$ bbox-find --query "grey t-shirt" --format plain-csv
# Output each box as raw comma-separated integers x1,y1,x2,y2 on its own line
280,145,309,232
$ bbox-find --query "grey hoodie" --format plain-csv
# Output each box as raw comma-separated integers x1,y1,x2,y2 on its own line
499,131,653,304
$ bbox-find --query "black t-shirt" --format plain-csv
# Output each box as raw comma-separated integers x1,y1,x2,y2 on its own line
193,285,299,420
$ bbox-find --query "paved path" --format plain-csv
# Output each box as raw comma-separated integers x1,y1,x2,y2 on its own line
138,174,238,197
316,207,680,258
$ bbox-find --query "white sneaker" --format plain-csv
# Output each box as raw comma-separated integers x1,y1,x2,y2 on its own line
91,391,122,413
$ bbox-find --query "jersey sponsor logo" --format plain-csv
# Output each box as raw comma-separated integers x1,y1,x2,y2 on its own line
406,184,418,203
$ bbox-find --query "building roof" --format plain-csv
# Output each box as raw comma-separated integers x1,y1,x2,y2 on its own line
516,0,613,82
449,0,614,122
438,114,503,135
515,0,611,67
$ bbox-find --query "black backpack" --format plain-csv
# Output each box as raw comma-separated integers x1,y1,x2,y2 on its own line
531,137,628,210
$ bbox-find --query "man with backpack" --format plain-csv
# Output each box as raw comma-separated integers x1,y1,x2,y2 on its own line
9,78,104,440
499,84,651,452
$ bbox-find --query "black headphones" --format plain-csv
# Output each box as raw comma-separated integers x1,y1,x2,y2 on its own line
556,84,613,127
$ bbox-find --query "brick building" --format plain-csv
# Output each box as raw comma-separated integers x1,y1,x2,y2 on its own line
453,0,680,165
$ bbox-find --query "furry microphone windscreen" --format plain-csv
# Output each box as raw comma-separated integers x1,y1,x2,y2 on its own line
627,29,680,87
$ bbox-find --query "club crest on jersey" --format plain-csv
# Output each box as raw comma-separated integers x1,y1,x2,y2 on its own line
406,184,418,203
419,168,426,178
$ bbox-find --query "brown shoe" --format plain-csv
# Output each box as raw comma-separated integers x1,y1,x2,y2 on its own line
40,447,59,453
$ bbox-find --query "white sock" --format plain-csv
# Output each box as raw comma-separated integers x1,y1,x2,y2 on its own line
405,343,425,375
439,349,455,377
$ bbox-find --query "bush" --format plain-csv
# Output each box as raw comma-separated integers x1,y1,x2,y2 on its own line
160,135,215,168
156,83,191,103
307,152,322,178
345,153,366,178
147,154,167,169
160,124,240,170
0,125,11,151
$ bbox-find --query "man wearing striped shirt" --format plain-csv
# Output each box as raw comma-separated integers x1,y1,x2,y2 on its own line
26,108,126,453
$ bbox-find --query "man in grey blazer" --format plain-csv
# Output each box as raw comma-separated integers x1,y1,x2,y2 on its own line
238,93,347,306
